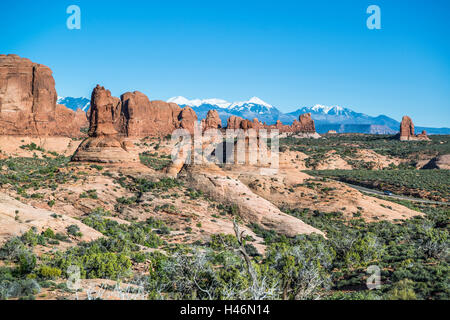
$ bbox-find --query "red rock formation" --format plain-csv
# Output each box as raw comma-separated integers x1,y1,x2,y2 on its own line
202,109,222,131
399,115,429,141
417,130,428,139
297,113,316,133
55,105,88,137
0,54,87,137
227,113,317,134
400,116,415,140
88,85,121,137
240,119,253,131
73,85,205,163
227,116,244,129
120,92,181,137
72,85,137,163
93,90,199,137
252,118,264,129
177,106,198,134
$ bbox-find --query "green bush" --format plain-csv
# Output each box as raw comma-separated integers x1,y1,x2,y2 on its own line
66,225,82,237
38,266,62,279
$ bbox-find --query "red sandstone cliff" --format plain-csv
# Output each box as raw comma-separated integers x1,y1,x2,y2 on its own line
0,54,87,137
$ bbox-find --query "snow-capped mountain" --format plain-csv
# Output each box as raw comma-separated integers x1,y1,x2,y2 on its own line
57,96,91,112
290,104,368,120
288,105,450,134
288,105,399,134
168,96,274,113
171,98,450,134
167,96,291,126
55,95,450,135
167,97,231,109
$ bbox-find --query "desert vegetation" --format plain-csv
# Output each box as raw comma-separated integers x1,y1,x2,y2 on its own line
307,169,449,202
0,133,448,300
281,134,450,169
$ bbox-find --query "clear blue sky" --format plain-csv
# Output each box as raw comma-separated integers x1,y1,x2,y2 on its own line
1,0,449,127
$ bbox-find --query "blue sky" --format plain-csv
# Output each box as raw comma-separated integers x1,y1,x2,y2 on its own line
1,0,449,127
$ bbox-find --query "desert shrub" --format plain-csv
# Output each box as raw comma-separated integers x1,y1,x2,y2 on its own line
90,164,103,171
42,228,55,239
42,228,69,242
20,143,45,152
0,275,41,300
133,177,183,194
66,225,82,237
17,251,37,274
80,189,98,199
21,228,46,246
116,196,138,205
0,237,27,261
265,235,334,300
0,157,73,194
38,266,62,279
209,234,239,250
342,234,383,269
283,203,449,299
82,214,164,248
139,152,172,170
414,227,448,260
51,241,132,280
386,279,417,300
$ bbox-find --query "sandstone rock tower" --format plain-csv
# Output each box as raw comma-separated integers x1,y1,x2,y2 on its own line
72,85,137,163
399,115,430,141
201,109,222,131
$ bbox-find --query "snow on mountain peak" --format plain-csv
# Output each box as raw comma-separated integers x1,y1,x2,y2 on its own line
167,96,273,110
308,104,347,114
167,96,231,109
167,96,191,105
247,97,273,109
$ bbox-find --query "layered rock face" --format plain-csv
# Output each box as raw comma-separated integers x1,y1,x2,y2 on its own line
84,89,199,138
201,109,222,131
400,116,415,140
227,112,317,134
399,115,430,141
72,84,204,162
120,92,183,137
422,154,450,170
0,54,87,137
72,85,137,163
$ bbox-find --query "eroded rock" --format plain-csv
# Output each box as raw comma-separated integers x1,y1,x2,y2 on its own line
0,54,87,137
72,85,137,163
399,115,430,141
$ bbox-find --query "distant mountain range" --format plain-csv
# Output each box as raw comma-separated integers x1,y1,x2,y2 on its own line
57,96,450,135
